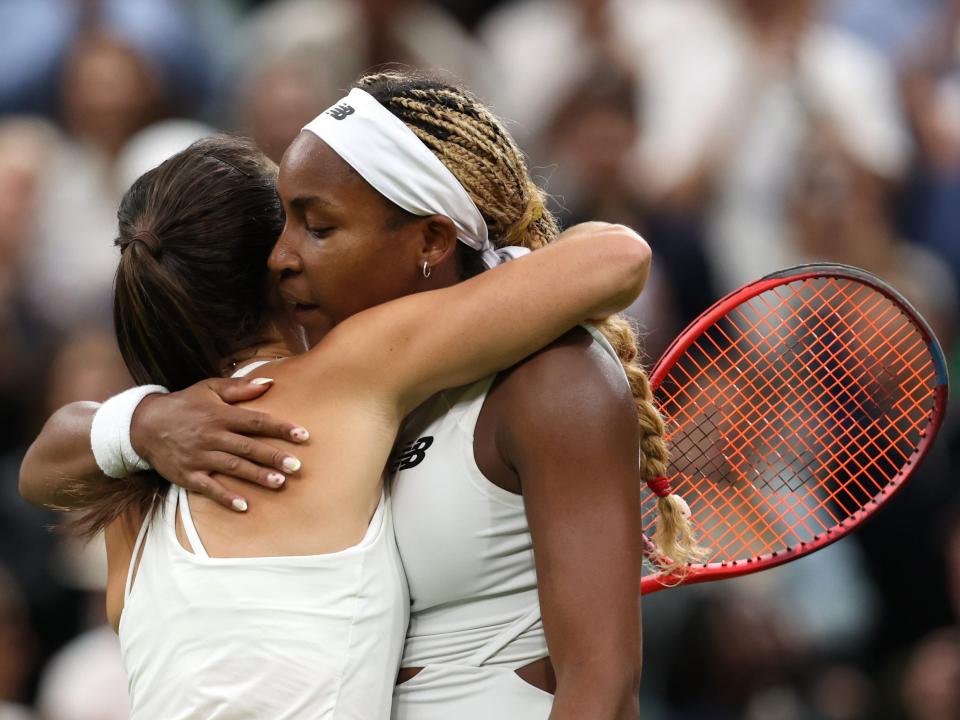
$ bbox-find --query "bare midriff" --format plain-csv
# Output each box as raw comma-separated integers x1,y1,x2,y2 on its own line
396,656,556,693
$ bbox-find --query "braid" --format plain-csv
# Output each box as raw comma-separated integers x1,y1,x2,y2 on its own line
357,70,705,567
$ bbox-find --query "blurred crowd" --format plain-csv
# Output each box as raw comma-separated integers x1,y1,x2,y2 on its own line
1,0,959,718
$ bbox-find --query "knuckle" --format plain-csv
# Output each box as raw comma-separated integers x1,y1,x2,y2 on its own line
224,455,241,472
236,440,253,456
248,414,265,433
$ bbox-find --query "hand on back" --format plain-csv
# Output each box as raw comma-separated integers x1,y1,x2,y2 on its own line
131,377,310,511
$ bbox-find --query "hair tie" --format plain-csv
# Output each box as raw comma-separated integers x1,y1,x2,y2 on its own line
646,475,672,498
131,229,161,257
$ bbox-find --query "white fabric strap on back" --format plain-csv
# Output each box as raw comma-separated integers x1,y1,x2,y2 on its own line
177,487,209,558
302,88,529,269
90,385,169,478
124,513,152,600
231,359,273,379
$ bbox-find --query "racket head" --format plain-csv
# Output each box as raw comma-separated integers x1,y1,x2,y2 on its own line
641,263,949,594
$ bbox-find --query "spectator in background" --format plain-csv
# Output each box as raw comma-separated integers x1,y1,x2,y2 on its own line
0,119,59,453
790,121,958,351
543,63,716,357
692,0,912,292
34,535,128,720
826,0,942,59
897,510,960,720
0,568,36,720
113,119,216,193
0,0,214,119
234,48,337,164
663,589,808,720
478,0,662,151
478,0,787,206
1,331,129,713
24,32,169,331
480,0,911,293
902,0,960,299
19,0,217,333
900,627,960,720
238,0,488,105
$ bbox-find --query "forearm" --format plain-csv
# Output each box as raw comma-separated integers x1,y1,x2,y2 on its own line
19,401,115,509
550,666,640,720
385,224,652,410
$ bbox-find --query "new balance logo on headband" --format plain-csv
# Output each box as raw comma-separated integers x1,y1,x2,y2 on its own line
390,436,434,472
326,104,355,121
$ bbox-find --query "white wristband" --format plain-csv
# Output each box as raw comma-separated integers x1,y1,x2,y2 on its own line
90,385,170,478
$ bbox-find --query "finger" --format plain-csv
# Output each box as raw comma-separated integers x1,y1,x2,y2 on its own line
206,376,275,404
216,433,302,477
203,450,288,489
221,406,309,444
183,471,248,512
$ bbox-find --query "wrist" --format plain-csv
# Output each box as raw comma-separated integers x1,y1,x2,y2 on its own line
90,385,169,478
130,392,164,465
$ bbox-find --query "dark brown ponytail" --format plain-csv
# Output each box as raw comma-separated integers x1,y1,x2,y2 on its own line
70,135,282,537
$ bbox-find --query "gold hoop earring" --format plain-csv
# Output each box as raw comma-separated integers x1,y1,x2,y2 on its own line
422,261,432,279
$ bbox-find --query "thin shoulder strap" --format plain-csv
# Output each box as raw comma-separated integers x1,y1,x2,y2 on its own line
455,375,498,433
231,359,273,378
177,487,209,558
581,323,628,381
124,514,152,600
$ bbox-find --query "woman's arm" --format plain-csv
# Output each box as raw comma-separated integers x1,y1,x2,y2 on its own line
498,334,643,720
19,379,306,511
19,402,106,509
325,222,651,414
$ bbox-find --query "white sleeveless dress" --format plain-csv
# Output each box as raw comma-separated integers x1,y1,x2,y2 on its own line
119,362,409,719
390,327,625,719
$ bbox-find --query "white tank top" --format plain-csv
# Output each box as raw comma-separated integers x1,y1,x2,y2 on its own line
390,327,626,719
392,374,546,669
119,362,409,719
390,326,623,671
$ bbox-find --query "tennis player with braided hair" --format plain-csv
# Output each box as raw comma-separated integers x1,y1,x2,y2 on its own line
21,71,699,719
335,72,699,720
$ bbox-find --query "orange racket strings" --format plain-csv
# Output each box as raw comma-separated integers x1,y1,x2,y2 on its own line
643,276,939,572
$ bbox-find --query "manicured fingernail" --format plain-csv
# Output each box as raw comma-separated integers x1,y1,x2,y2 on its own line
282,456,301,473
232,498,248,512
290,427,310,442
267,472,285,487
250,377,274,386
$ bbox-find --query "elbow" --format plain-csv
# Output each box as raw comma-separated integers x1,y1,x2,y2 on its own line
608,226,652,311
18,446,41,506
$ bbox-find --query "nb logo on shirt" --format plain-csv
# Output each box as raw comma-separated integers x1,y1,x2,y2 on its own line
390,436,434,472
326,104,355,121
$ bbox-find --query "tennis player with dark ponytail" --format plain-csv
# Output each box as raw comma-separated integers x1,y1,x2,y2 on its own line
22,71,699,719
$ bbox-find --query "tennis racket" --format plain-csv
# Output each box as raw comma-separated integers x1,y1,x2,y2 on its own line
641,264,950,594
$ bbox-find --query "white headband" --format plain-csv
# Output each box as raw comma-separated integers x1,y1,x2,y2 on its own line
303,88,528,269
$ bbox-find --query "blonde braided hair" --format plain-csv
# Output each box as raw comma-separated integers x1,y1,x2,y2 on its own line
357,70,705,569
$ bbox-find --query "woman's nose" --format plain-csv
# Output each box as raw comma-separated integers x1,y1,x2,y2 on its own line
268,228,303,275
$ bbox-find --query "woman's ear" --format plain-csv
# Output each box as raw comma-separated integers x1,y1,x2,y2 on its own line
418,214,458,269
